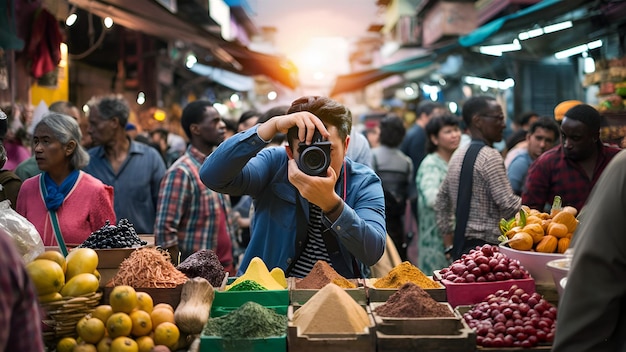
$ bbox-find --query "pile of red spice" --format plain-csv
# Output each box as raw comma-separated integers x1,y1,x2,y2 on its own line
296,260,356,289
374,282,455,318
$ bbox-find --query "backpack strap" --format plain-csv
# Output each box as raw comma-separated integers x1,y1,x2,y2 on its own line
452,140,485,260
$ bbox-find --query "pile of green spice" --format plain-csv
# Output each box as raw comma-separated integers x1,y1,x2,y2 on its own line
227,279,267,291
203,301,287,339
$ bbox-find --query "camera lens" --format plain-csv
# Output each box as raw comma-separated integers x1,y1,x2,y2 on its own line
302,147,326,169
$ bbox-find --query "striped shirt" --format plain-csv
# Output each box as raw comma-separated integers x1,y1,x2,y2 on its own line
291,204,332,277
154,146,234,263
435,143,521,243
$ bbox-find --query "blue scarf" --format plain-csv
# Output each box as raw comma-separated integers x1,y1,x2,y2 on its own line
43,170,79,211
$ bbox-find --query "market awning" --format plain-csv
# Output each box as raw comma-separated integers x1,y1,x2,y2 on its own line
329,51,440,96
189,63,255,92
459,0,590,48
68,0,298,89
459,0,626,61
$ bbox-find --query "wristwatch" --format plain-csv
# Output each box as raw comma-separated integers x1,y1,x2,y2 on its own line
444,245,454,255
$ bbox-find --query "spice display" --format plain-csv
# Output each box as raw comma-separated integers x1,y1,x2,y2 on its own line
108,247,188,288
297,260,356,289
292,283,369,334
226,257,286,290
227,279,268,291
374,282,454,318
176,249,226,287
203,301,287,339
78,218,147,249
373,261,440,289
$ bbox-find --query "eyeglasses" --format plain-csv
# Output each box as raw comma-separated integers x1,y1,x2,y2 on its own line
480,113,505,123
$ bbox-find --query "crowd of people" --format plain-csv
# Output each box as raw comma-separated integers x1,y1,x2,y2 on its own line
1,93,625,350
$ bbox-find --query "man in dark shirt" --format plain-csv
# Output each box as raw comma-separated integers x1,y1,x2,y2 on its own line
522,104,620,212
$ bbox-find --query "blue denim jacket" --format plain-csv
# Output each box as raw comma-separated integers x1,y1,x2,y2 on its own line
200,126,386,278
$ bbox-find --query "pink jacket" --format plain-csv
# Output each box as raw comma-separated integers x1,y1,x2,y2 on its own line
16,171,116,246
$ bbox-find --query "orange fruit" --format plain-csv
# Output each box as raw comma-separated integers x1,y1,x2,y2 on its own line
136,292,154,313
106,312,133,338
74,344,98,352
96,337,112,352
135,336,155,352
109,286,138,313
150,308,175,328
56,337,77,352
153,303,174,313
552,211,578,233
547,222,569,239
153,322,180,350
92,305,114,324
130,309,153,337
109,336,138,352
36,250,67,273
77,315,106,344
25,259,65,295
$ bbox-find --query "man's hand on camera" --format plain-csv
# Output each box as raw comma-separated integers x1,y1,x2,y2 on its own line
258,111,329,144
287,158,339,211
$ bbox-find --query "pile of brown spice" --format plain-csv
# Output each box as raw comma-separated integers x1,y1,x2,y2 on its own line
292,283,370,334
374,282,455,318
373,261,440,289
107,247,188,288
296,260,356,289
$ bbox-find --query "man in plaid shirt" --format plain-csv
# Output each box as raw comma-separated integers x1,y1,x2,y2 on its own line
523,104,620,212
154,101,236,274
0,228,44,351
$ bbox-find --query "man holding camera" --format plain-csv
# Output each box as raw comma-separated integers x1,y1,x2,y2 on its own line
200,96,386,278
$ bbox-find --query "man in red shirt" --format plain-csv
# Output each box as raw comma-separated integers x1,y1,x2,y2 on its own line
522,104,621,212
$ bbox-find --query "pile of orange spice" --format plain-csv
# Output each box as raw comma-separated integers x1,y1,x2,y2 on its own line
107,247,188,288
373,261,440,289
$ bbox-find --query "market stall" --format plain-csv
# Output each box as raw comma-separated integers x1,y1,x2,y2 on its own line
25,205,574,352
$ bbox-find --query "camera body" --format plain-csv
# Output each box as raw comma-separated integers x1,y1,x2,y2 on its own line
297,128,331,176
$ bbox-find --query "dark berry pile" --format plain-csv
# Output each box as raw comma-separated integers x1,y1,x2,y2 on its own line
79,218,147,249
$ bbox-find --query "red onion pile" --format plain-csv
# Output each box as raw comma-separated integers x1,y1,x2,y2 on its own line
439,244,530,283
462,285,557,348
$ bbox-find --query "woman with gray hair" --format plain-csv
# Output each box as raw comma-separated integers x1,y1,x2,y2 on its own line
16,112,116,252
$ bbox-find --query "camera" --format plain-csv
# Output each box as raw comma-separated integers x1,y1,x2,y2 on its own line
297,128,331,176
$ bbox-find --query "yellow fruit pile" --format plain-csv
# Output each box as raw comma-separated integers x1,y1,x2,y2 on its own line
499,204,578,254
62,286,181,352
27,248,100,303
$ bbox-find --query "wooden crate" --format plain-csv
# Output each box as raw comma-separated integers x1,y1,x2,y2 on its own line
288,277,367,305
365,278,446,303
287,305,376,352
370,302,461,336
101,285,183,309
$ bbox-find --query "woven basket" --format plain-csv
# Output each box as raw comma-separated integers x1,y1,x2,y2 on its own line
40,291,103,347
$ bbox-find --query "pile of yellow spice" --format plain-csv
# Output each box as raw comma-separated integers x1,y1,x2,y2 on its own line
373,261,441,289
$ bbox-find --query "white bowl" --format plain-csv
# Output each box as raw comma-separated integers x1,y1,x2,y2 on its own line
499,245,566,285
546,258,571,297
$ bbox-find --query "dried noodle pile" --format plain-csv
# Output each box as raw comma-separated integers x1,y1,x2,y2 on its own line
107,247,188,288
